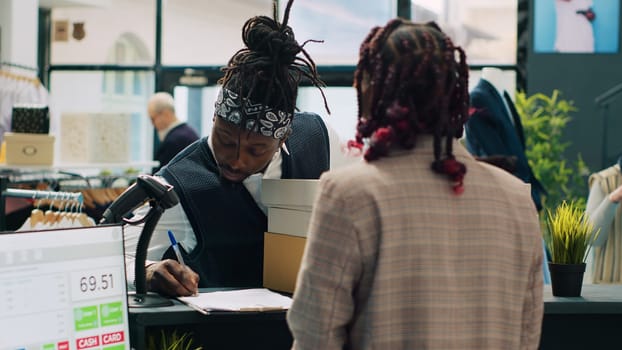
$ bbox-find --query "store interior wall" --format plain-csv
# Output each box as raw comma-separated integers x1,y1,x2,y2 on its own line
9,0,611,173
0,0,38,67
526,0,622,173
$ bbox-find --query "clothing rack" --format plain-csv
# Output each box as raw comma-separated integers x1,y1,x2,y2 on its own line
3,188,83,203
0,176,83,232
0,62,41,87
0,61,39,72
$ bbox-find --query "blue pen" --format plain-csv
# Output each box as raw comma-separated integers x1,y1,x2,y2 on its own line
168,230,199,297
168,230,186,266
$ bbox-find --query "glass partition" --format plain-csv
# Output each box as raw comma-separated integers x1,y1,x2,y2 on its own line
282,0,395,65
162,0,273,65
412,0,518,65
297,86,357,143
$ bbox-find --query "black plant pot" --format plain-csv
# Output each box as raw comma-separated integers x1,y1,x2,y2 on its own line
548,262,586,297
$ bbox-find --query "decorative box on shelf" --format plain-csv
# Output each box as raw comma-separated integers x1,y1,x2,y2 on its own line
4,132,55,165
11,104,50,134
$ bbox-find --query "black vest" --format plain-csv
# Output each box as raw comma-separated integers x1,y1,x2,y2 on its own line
159,112,330,287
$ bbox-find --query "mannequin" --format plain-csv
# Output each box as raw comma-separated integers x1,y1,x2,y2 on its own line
466,66,549,284
585,156,622,283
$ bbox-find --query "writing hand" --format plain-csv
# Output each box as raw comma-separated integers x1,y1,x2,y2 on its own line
146,259,199,297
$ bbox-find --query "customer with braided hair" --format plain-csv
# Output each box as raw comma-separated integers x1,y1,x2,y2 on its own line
288,19,543,349
125,0,334,297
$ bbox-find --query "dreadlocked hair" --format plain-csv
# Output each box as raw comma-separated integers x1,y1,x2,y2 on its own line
353,19,470,195
218,0,329,132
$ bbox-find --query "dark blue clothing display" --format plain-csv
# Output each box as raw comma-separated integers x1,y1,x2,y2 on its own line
465,79,546,211
158,112,330,287
154,123,199,173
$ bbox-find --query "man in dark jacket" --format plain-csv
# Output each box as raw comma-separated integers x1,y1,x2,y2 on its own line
138,1,331,297
147,92,199,173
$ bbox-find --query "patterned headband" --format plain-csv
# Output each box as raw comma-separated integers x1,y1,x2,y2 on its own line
214,88,293,139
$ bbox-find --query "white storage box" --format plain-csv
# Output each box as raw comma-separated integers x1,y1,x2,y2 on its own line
261,179,319,210
59,113,131,163
267,207,312,237
4,132,55,165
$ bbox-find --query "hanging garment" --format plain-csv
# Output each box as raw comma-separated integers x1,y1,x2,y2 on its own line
464,78,546,211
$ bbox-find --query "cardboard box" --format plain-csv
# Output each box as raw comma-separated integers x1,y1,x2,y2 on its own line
261,179,319,210
4,132,55,165
59,113,131,163
263,232,307,294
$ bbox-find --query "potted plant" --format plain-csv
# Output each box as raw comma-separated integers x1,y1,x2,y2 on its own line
544,200,600,296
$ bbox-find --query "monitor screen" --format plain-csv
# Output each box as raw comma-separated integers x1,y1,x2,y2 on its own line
0,225,131,350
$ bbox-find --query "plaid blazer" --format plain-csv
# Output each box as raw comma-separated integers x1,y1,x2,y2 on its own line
288,135,544,350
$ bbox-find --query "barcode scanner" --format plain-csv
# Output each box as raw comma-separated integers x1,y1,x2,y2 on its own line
99,174,179,225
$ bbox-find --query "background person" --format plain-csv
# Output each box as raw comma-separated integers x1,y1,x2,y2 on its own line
125,0,333,297
147,91,199,173
585,156,622,283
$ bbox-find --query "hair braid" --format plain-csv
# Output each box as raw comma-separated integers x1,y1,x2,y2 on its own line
353,19,470,194
218,0,328,133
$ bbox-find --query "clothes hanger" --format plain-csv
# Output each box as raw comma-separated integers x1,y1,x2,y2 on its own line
76,202,94,227
58,194,73,228
44,193,60,226
0,69,40,87
29,195,45,228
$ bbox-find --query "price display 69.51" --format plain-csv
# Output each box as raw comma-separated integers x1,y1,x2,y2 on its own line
70,267,124,301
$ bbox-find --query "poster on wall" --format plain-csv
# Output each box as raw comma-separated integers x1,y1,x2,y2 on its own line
534,0,620,53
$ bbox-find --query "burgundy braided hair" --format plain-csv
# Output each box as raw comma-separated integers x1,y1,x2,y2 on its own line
353,19,470,194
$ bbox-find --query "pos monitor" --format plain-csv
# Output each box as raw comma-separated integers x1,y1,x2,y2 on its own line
0,225,131,350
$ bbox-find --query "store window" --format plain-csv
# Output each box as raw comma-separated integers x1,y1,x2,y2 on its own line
282,0,395,65
50,0,155,65
412,0,518,65
162,0,273,65
102,33,151,97
297,87,357,144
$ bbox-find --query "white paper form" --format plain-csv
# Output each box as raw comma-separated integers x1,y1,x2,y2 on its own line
178,288,292,313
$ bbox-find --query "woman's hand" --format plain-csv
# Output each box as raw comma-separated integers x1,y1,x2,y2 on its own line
609,185,622,203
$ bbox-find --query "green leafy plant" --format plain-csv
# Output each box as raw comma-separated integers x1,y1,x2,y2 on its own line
515,90,589,212
545,201,599,264
146,329,202,350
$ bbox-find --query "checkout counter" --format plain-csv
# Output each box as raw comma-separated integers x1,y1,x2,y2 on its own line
129,284,622,349
129,288,292,349
540,284,622,349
